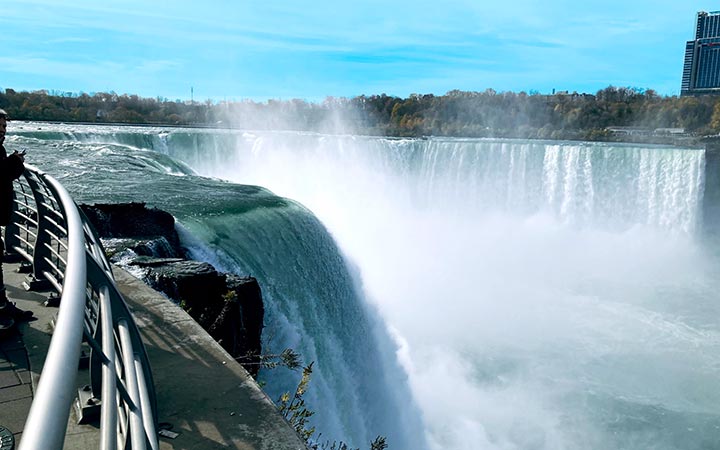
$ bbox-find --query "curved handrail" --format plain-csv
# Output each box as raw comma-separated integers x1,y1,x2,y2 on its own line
5,164,158,450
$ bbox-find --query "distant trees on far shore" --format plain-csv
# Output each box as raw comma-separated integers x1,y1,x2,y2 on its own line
2,86,720,141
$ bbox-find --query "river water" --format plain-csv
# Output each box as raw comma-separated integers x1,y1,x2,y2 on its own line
9,122,720,450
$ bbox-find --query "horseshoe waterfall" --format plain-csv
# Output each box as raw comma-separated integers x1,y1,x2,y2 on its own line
12,123,720,450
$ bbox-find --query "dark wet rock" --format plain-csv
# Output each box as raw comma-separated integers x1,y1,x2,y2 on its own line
132,237,180,258
102,237,181,260
145,260,226,327
80,202,265,376
80,202,184,257
220,275,264,376
130,256,186,267
143,261,264,377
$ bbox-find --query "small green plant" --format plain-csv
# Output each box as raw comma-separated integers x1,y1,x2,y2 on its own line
311,436,387,450
369,436,388,450
278,362,316,442
277,359,388,450
245,345,388,450
235,347,301,370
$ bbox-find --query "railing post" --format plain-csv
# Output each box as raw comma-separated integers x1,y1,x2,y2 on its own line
16,164,158,450
118,319,147,450
99,285,118,450
17,173,86,450
4,191,21,259
85,254,158,419
22,174,54,290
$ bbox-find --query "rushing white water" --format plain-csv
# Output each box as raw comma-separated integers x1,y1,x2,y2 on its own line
157,133,718,450
12,123,720,449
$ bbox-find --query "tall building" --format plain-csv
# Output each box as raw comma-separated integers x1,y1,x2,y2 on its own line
681,11,720,96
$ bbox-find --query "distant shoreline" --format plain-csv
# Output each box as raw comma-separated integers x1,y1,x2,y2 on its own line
3,86,719,146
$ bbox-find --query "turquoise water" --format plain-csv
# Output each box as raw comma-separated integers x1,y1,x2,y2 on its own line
9,122,720,450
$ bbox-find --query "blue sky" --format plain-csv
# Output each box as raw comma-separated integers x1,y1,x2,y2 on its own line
0,1,713,101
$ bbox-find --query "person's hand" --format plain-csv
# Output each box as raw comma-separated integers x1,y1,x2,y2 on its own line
12,149,26,163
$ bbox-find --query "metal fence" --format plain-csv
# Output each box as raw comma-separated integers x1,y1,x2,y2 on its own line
6,164,158,450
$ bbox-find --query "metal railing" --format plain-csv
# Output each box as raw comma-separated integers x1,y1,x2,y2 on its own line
5,164,159,450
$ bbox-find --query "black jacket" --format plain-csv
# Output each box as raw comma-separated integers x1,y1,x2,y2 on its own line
0,145,25,226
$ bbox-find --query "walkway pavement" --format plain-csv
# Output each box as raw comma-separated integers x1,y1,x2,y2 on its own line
0,261,307,450
0,261,51,449
0,330,31,450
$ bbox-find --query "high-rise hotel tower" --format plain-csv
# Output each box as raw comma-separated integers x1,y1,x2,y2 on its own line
682,11,720,96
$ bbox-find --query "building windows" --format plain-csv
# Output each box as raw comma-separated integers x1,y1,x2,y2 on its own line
681,11,720,95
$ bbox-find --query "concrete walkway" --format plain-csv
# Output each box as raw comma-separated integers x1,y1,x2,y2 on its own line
0,261,307,450
0,261,51,449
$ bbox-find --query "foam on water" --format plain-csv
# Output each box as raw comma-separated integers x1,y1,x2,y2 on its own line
11,123,720,450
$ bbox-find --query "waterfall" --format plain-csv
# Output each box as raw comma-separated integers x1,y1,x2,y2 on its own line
14,123,719,450
154,132,717,450
175,204,426,449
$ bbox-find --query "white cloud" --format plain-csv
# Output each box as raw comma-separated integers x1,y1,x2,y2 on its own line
0,57,123,78
135,60,182,74
44,37,93,44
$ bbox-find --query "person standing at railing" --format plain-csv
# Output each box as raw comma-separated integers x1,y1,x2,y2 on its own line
0,109,34,335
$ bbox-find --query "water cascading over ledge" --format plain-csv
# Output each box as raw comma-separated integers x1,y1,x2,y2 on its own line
150,133,706,234
11,123,720,450
150,133,717,450
16,124,706,235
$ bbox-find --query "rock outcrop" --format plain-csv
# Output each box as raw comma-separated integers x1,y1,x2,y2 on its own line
80,202,264,377
79,202,184,259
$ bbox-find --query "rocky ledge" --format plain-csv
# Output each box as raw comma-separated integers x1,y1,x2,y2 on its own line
80,202,264,377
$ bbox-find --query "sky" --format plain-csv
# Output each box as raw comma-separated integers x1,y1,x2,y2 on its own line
0,1,715,101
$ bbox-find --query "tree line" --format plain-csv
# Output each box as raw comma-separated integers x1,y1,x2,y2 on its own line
2,86,720,140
